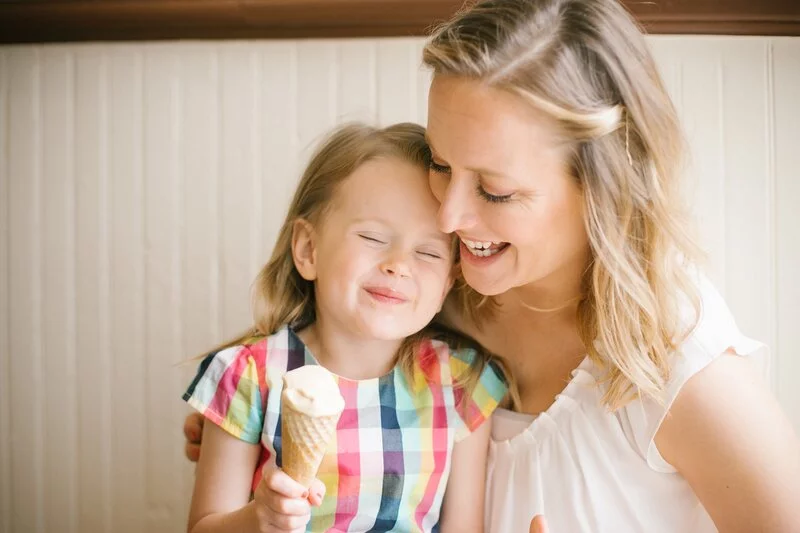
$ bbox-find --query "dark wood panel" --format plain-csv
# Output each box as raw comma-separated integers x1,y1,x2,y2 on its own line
0,0,797,43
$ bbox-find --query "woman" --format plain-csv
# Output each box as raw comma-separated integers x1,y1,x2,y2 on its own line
184,0,800,531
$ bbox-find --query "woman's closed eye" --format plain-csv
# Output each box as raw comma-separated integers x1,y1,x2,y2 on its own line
477,184,513,203
430,158,513,203
429,160,451,174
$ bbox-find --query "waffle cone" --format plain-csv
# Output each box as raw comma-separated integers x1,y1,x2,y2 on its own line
280,396,340,488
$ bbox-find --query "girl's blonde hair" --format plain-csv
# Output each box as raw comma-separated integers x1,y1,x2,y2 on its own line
209,122,504,396
423,0,701,409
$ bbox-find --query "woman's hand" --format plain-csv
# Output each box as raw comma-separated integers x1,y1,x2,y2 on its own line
529,515,549,533
184,412,205,462
251,465,326,533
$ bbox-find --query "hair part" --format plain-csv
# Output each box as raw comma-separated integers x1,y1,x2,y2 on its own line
424,0,702,409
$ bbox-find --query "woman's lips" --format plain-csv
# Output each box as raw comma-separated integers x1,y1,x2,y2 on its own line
459,240,510,265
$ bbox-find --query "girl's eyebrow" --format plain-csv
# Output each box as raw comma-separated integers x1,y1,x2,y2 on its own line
425,231,453,247
351,219,450,245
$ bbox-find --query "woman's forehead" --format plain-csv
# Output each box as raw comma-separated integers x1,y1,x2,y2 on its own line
428,77,556,143
428,84,563,173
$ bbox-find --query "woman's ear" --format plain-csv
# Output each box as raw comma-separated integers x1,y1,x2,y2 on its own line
291,219,317,281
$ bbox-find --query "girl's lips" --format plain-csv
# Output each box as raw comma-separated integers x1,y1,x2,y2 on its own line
364,287,409,304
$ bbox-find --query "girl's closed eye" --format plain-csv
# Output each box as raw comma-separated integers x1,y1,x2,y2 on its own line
358,233,388,245
416,248,444,261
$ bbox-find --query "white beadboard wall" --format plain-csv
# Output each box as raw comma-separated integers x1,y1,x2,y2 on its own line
0,35,798,533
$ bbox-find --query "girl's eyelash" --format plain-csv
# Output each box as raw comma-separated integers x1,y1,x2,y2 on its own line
418,251,442,259
359,234,386,244
477,184,513,203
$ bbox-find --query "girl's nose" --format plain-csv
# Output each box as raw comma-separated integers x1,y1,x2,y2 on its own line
380,252,412,278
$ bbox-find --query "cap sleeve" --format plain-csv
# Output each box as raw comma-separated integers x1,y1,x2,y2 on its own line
183,344,269,444
448,345,509,442
621,274,769,472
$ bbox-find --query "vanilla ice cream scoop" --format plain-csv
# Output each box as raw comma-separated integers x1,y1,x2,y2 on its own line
282,365,345,417
280,365,345,487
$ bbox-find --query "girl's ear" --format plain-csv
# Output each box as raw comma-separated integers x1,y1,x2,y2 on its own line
291,219,317,281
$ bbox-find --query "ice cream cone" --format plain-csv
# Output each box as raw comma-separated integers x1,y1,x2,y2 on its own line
280,401,340,487
280,366,345,488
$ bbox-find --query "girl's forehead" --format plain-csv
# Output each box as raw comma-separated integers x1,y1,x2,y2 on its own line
330,159,439,216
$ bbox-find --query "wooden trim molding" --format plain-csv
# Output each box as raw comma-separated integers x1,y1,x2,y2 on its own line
0,0,798,44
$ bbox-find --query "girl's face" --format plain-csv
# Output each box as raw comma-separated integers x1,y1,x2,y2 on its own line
292,156,454,341
426,76,591,297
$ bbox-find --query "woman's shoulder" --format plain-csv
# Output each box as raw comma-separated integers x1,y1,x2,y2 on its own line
673,270,768,380
619,269,769,472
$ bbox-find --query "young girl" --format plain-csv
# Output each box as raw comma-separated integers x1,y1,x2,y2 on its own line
183,123,508,533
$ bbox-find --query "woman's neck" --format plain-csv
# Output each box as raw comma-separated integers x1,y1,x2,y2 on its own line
296,316,403,381
502,262,586,319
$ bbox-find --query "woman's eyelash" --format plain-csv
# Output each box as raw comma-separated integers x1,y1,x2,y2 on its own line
429,160,451,174
429,158,512,203
477,185,513,203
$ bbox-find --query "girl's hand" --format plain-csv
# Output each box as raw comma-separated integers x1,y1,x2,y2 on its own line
251,465,326,532
184,412,205,462
529,515,549,533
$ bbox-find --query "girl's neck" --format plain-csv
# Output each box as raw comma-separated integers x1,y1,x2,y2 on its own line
297,317,403,381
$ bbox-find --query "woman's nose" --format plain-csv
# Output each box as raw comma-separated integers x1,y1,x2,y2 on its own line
436,176,478,234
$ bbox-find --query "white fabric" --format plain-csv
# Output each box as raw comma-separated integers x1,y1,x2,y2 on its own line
485,274,769,533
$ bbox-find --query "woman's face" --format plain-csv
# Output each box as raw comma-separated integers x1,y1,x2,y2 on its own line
426,76,591,297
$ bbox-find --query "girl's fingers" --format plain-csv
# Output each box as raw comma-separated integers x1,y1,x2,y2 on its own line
265,494,311,517
265,469,309,499
307,478,326,506
266,509,311,531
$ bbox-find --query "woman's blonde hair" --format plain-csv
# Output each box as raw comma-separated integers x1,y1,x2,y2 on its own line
207,122,503,395
423,0,701,409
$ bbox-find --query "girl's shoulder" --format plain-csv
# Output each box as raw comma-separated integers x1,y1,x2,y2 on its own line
416,326,507,384
191,324,299,372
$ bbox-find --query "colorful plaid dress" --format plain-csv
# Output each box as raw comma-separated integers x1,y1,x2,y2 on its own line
183,325,507,532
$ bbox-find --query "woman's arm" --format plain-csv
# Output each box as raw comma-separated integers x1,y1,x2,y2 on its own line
656,352,800,533
439,418,492,533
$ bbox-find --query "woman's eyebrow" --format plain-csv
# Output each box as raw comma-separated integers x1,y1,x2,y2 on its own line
470,166,514,180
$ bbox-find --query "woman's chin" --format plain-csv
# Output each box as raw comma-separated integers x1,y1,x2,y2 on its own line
461,269,511,297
